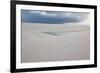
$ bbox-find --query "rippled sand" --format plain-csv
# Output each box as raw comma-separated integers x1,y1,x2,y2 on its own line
21,23,90,63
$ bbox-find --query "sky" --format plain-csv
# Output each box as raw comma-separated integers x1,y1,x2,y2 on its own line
21,10,89,24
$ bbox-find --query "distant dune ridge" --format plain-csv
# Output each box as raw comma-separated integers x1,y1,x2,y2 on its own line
22,23,90,32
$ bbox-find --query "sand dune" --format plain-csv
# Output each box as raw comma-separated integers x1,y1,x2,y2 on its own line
22,23,90,32
21,23,90,63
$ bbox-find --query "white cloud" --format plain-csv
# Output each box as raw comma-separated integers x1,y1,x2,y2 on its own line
29,11,57,17
29,11,41,14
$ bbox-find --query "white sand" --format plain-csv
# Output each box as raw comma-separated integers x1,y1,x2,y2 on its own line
21,23,90,63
